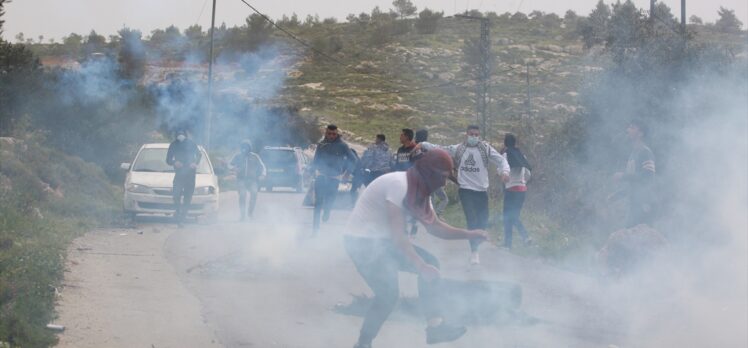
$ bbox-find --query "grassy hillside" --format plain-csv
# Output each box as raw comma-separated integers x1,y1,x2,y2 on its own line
279,17,590,145
0,135,120,346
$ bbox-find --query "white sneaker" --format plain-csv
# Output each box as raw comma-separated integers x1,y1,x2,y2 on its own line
469,252,480,265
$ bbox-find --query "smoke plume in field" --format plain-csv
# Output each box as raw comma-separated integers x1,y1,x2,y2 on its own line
559,54,748,346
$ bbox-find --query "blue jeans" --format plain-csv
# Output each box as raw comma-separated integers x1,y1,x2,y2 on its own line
344,235,441,346
503,190,529,248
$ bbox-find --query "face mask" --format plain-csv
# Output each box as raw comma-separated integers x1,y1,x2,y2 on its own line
467,136,480,146
177,134,186,142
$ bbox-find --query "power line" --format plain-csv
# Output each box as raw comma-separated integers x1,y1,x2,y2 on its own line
233,0,522,101
237,0,403,88
195,0,210,25
235,0,513,100
238,0,346,65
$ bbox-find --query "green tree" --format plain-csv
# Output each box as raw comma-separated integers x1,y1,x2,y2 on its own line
245,13,274,50
62,32,83,57
510,12,528,23
540,13,562,29
117,27,145,80
415,8,443,34
564,10,578,23
608,0,644,53
84,30,107,55
579,0,611,48
529,10,544,20
688,15,703,25
715,7,743,33
279,13,301,28
184,24,204,42
392,0,417,19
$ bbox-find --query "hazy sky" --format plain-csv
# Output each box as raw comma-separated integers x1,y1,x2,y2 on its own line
3,0,746,42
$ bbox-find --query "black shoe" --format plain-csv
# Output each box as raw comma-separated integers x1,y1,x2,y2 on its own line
426,323,467,344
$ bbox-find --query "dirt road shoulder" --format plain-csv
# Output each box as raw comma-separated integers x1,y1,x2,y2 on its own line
54,225,222,348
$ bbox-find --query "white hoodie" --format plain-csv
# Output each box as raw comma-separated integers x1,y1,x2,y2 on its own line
422,141,509,192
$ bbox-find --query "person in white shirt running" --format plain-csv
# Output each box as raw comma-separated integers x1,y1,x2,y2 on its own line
420,125,510,265
344,149,487,348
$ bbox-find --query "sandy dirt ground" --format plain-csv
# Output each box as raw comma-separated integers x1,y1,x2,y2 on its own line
55,189,624,348
55,224,221,348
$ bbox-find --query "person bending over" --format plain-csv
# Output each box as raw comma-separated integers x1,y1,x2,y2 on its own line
344,149,487,348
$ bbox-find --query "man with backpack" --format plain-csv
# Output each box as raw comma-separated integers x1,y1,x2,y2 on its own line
421,125,510,265
230,140,266,221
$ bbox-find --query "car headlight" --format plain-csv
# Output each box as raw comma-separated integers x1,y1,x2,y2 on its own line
195,186,216,195
126,183,152,194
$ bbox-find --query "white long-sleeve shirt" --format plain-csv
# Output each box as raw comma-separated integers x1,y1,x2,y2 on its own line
422,141,510,192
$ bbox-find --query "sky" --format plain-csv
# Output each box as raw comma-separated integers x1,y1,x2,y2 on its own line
3,0,747,42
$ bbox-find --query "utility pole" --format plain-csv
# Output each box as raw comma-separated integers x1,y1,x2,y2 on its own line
456,14,491,135
680,0,686,36
205,0,217,150
525,62,531,118
649,0,656,25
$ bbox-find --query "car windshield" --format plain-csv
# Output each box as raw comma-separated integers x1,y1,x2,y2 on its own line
132,148,212,174
260,149,297,167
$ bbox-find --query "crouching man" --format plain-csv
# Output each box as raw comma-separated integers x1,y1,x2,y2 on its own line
344,149,487,348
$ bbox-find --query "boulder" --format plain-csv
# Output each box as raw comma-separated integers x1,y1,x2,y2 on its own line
538,44,563,53
496,37,512,45
437,72,455,81
598,225,667,276
354,61,379,74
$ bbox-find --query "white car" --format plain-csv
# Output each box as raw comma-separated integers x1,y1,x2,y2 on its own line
121,143,219,219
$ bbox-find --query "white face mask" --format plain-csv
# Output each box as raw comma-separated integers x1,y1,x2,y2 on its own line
467,135,480,146
177,134,186,142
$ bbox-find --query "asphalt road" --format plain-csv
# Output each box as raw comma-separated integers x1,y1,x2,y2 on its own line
157,189,622,348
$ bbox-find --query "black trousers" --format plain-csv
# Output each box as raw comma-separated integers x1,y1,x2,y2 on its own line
173,173,196,222
344,235,441,345
458,188,489,252
313,176,339,232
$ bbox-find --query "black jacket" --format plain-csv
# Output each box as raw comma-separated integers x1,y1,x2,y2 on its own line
166,139,201,177
392,145,416,172
311,137,355,177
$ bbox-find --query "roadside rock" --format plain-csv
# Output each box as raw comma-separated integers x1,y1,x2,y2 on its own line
538,44,563,53
508,44,533,52
286,70,303,79
437,72,455,81
354,61,379,74
496,38,513,45
301,82,325,91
